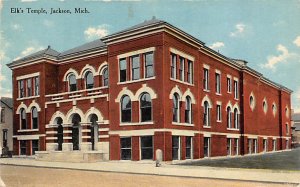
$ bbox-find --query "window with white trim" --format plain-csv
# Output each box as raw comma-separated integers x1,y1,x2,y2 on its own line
145,52,154,78
85,71,94,89
233,138,238,155
203,68,209,90
227,106,232,128
263,100,268,114
102,67,109,87
34,77,39,96
215,73,221,94
179,57,184,81
119,58,127,82
172,93,180,122
234,108,239,129
216,104,221,122
32,140,39,155
186,136,192,159
20,140,27,155
172,136,180,160
18,80,25,98
20,108,27,129
171,53,177,79
227,138,231,155
263,139,268,152
27,79,32,97
121,95,131,123
68,73,77,92
204,137,210,157
187,60,193,84
32,107,38,129
120,137,131,160
203,101,210,127
131,55,140,80
234,80,238,99
140,93,152,122
273,139,276,151
185,96,192,124
227,77,231,93
141,136,153,160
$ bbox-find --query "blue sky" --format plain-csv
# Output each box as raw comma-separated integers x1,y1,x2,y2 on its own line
0,0,300,112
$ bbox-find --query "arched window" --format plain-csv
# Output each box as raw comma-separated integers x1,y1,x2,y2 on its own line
203,101,210,126
102,67,109,87
227,107,232,128
68,73,77,92
32,107,38,129
185,96,192,124
249,95,255,110
72,113,81,125
90,114,98,151
172,93,180,122
272,104,277,116
20,108,27,129
121,95,131,122
263,100,267,114
85,71,94,89
140,93,152,122
234,108,239,129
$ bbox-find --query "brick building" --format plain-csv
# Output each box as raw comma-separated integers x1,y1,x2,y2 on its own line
7,18,292,161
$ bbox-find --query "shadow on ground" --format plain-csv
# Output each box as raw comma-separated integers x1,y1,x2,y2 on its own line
180,148,300,170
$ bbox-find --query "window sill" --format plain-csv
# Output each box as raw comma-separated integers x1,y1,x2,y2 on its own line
203,126,211,128
172,122,194,126
227,128,239,131
216,93,222,96
120,122,154,126
17,95,40,101
18,129,39,132
118,77,155,85
203,89,210,93
234,98,239,101
170,78,194,86
216,120,222,123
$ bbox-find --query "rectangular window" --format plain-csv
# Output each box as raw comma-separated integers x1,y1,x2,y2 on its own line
187,60,193,84
253,139,257,153
263,139,267,152
19,80,25,98
203,68,209,90
20,140,27,155
234,80,238,99
217,104,221,122
131,55,140,80
286,140,289,149
204,137,210,157
215,73,221,94
34,77,39,96
185,136,192,159
119,58,127,82
227,138,231,156
248,139,252,154
120,137,132,160
227,77,231,93
0,107,5,123
286,124,289,135
171,54,177,79
27,79,32,97
233,138,238,155
179,57,184,81
273,139,276,151
141,136,153,160
2,129,8,147
145,52,154,78
32,140,39,155
172,136,180,160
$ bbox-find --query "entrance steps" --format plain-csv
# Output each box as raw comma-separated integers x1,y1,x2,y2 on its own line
35,151,104,163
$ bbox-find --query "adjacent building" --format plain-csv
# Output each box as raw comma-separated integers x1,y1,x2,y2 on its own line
292,112,300,148
0,97,13,156
7,18,292,161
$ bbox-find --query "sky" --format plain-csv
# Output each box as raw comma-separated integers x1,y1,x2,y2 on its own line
0,0,300,112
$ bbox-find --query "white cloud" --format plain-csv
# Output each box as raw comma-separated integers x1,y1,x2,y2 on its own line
43,20,54,27
11,23,23,31
209,42,225,50
230,23,246,37
293,36,300,47
14,45,44,61
260,44,291,70
84,24,109,40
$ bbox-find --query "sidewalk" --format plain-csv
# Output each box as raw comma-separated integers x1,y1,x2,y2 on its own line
0,158,299,185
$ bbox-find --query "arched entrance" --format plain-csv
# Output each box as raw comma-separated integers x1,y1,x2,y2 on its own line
72,114,81,151
56,117,63,151
89,114,98,150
